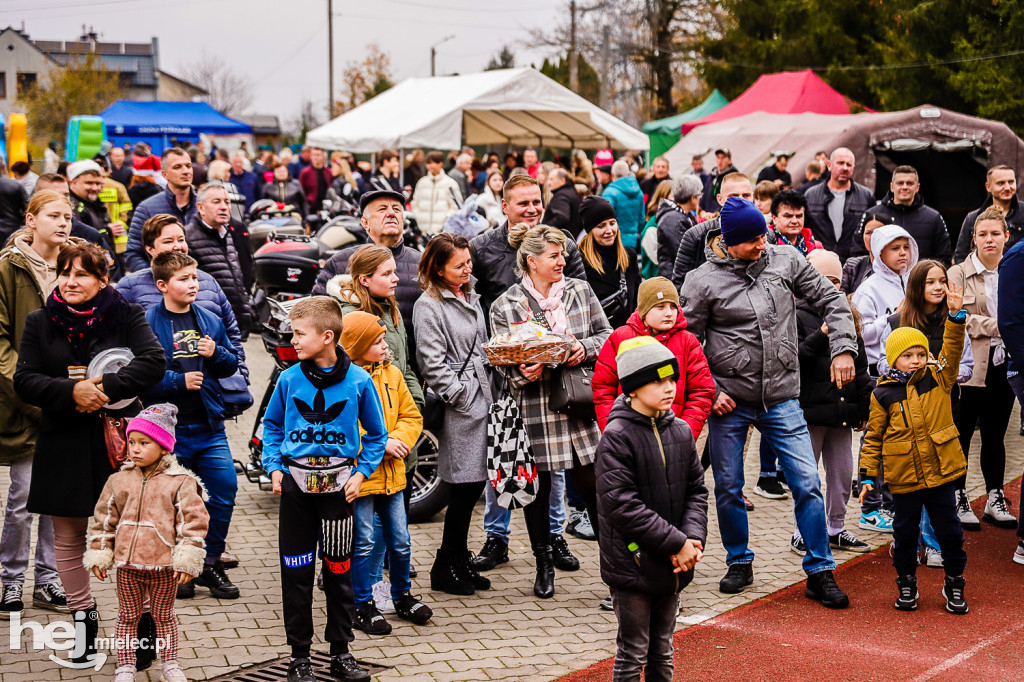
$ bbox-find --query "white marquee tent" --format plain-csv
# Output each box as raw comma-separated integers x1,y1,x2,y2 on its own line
306,67,648,153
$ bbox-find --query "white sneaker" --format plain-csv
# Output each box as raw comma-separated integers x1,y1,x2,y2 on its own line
162,662,188,682
372,579,395,614
955,488,981,531
922,546,944,568
983,489,1017,529
114,666,137,682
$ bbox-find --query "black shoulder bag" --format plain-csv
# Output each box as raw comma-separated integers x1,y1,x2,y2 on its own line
524,290,596,420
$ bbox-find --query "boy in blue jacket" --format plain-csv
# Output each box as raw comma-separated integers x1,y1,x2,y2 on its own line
262,296,386,682
145,251,240,600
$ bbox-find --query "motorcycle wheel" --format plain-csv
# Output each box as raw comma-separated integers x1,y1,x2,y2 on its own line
408,427,450,523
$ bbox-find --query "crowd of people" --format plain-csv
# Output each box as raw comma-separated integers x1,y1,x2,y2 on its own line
1,139,1023,682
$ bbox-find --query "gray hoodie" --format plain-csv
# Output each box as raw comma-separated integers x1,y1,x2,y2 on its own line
680,230,857,408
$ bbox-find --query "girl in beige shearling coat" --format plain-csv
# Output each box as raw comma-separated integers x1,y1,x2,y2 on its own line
83,404,208,682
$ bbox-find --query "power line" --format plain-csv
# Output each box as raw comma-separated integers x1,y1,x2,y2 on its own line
373,0,550,12
706,49,1024,72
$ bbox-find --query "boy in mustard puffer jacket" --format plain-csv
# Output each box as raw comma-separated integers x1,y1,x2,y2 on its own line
340,311,430,636
859,282,969,615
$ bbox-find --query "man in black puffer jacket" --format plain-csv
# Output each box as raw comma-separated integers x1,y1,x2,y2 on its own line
857,166,951,262
186,184,254,337
470,174,586,321
596,337,707,680
311,190,422,340
953,165,1024,263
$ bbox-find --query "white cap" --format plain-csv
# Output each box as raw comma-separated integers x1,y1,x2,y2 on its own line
67,160,103,181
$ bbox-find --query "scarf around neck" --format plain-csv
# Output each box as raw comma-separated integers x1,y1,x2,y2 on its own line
522,274,568,335
45,285,126,360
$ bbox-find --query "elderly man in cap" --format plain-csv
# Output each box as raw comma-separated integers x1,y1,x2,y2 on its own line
680,196,858,609
312,189,422,339
700,148,740,213
67,159,123,279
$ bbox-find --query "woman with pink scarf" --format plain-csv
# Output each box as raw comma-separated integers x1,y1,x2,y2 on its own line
489,224,612,600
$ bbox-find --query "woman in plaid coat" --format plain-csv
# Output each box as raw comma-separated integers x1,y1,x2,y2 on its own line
490,224,611,599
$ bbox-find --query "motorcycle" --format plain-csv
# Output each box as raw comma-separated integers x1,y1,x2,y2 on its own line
241,233,449,522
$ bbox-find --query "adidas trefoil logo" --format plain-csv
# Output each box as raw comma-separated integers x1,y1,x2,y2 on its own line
294,390,347,425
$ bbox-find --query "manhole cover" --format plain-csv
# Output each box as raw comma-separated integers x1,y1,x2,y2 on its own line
208,651,389,680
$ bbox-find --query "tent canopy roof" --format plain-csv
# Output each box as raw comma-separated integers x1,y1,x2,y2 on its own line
100,101,251,136
681,71,861,135
664,105,1024,193
643,90,729,135
306,67,648,153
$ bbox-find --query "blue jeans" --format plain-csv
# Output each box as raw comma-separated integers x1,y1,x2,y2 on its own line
759,440,777,478
483,470,566,540
708,399,836,575
353,493,410,604
175,423,236,562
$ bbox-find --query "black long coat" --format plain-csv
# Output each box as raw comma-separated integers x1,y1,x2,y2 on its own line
14,299,164,517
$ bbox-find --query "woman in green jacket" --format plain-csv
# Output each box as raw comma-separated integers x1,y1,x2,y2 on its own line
0,190,77,616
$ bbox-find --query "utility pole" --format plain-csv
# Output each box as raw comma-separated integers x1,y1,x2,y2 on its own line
599,24,610,109
569,0,578,93
327,0,334,118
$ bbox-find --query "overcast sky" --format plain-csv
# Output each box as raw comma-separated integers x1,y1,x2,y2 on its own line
2,0,565,127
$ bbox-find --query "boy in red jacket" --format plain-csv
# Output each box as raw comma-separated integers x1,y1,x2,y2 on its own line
594,277,714,435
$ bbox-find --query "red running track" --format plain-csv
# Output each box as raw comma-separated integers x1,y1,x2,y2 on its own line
561,481,1024,681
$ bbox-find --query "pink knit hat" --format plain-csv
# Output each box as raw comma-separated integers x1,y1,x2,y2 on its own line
126,403,178,452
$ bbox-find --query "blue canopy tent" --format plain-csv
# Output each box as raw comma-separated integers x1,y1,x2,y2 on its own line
100,101,251,154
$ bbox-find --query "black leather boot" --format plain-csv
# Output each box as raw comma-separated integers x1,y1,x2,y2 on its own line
430,548,475,596
71,605,99,664
532,544,555,599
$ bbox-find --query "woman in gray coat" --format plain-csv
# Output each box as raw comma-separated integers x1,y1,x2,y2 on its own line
489,224,611,599
413,233,495,597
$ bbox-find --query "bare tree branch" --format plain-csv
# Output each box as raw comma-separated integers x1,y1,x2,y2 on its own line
178,52,254,117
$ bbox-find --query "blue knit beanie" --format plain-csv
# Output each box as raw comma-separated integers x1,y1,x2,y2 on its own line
720,196,768,246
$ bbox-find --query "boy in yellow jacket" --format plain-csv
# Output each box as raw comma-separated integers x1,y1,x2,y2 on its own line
340,311,431,635
859,283,969,614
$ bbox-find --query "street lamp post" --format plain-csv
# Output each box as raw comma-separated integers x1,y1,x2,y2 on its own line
431,34,455,77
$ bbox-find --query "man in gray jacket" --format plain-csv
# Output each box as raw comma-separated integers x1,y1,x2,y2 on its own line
680,197,857,609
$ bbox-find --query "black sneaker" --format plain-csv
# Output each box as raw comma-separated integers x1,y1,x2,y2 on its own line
32,582,69,613
599,595,614,611
805,570,849,609
469,537,509,571
777,469,788,488
331,655,370,681
0,584,24,619
551,535,580,571
176,581,195,599
354,601,392,635
754,475,787,499
943,575,969,615
894,574,918,611
719,563,753,593
829,530,870,553
394,593,432,625
195,561,240,599
287,657,315,682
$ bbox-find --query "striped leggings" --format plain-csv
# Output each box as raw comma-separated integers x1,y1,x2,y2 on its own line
115,566,179,667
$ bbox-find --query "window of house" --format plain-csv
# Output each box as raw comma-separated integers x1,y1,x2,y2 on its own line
16,72,36,97
0,73,6,99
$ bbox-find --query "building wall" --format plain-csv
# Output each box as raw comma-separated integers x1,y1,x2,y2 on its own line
157,71,206,101
0,30,55,119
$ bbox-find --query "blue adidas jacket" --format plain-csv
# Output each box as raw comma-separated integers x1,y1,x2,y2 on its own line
144,302,239,429
261,352,387,481
117,267,247,377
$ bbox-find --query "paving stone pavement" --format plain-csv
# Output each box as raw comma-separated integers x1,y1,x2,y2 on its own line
1,337,1021,681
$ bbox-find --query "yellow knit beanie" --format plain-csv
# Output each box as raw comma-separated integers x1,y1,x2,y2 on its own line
886,327,929,368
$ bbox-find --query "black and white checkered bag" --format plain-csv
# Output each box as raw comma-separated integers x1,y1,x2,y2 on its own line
486,391,538,510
